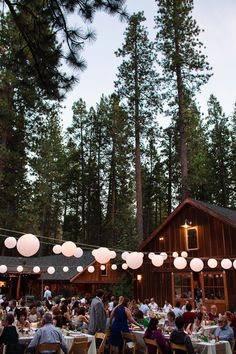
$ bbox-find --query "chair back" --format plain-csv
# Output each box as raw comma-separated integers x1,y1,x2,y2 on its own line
170,342,188,353
231,338,236,353
36,342,61,354
143,338,162,354
95,332,108,353
121,332,137,354
69,339,91,354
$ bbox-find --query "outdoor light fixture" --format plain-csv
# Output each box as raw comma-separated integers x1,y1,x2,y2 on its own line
159,236,164,241
180,219,192,228
137,274,142,281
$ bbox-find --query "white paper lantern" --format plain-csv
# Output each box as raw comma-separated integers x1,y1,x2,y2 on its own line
33,266,40,273
173,257,187,270
126,252,143,270
181,251,188,258
207,258,218,268
47,266,55,274
221,258,232,270
17,266,23,273
190,258,204,272
148,252,155,260
100,265,106,270
61,241,77,257
110,251,116,259
0,265,7,273
4,237,17,249
77,266,83,273
111,264,117,270
93,247,111,264
121,252,129,261
122,263,128,270
88,266,95,273
172,252,178,258
152,255,164,267
233,260,236,269
92,249,96,256
74,247,83,258
17,234,40,257
63,266,69,272
160,252,168,260
53,245,62,254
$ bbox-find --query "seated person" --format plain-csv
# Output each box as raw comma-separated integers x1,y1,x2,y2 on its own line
140,299,150,316
164,311,176,332
163,300,172,313
135,310,149,328
173,302,184,318
71,307,89,329
208,305,218,321
16,313,30,330
186,313,204,336
214,316,234,342
182,303,196,328
0,313,22,354
170,316,195,354
144,317,170,354
28,304,41,323
27,312,68,353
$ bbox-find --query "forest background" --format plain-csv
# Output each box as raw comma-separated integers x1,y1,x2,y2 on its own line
0,0,236,255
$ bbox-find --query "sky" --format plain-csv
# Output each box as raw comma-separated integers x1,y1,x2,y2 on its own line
60,0,236,128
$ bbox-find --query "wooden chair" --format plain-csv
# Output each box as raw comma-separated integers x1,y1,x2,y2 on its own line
121,332,138,354
69,339,91,354
170,342,188,353
143,338,162,354
74,337,89,343
231,338,236,353
95,332,108,354
36,343,61,354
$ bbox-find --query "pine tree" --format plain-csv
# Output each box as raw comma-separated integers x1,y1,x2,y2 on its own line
155,0,212,200
230,103,236,207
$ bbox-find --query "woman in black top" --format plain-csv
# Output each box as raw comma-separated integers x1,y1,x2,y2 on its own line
0,313,22,354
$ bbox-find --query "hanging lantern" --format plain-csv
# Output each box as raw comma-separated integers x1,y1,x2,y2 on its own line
17,234,40,257
148,252,155,260
126,252,143,269
110,251,116,259
233,260,236,269
77,266,83,273
160,252,168,260
63,266,69,272
207,258,218,268
61,241,77,257
121,252,129,261
151,255,164,267
53,245,62,254
190,258,204,272
221,258,232,270
74,247,83,258
17,266,23,273
4,237,17,249
100,265,106,270
93,247,111,264
122,263,128,270
173,257,187,270
172,252,178,258
0,265,7,273
88,266,95,273
111,264,117,270
181,251,188,258
33,266,40,273
47,266,55,274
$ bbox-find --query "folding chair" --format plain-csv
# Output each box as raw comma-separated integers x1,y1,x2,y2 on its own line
36,343,61,354
69,339,91,354
143,338,162,354
95,332,108,354
121,332,138,354
170,342,188,354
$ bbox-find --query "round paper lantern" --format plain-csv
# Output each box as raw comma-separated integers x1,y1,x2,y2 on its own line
173,257,187,270
17,234,40,257
122,263,128,270
77,266,83,273
160,252,168,260
110,251,116,259
190,258,204,272
93,247,111,264
92,249,96,256
61,241,77,257
33,266,40,273
151,255,164,267
148,252,155,260
181,251,188,258
47,266,55,274
121,252,129,261
221,258,232,270
17,266,23,273
63,266,69,272
74,247,83,258
53,245,62,254
4,237,17,249
111,264,117,270
100,265,106,270
0,265,7,273
233,260,236,269
88,266,95,273
172,252,178,258
207,258,218,268
126,252,143,270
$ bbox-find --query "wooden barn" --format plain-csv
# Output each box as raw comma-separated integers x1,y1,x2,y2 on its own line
137,198,236,313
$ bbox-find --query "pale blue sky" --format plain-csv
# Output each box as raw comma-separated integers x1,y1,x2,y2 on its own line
60,0,236,128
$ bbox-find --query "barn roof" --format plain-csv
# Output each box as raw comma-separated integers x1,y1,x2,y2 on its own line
139,198,236,250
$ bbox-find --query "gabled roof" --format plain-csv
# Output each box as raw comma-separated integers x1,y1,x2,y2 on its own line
0,252,94,281
139,198,236,250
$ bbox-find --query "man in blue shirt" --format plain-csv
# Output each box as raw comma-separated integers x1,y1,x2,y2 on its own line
214,316,234,342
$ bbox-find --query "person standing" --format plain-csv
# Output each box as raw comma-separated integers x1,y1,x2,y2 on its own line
43,286,52,300
88,289,107,335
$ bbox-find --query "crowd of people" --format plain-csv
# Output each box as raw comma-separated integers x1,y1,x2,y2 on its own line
0,288,235,353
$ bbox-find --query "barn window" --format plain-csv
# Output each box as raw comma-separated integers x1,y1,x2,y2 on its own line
186,227,198,250
204,273,225,300
174,274,192,299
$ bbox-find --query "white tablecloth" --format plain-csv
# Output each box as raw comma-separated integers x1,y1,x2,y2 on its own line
192,340,232,354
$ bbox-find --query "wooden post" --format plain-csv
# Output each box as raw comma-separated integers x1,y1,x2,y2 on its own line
223,271,229,310
171,272,175,306
16,274,21,300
